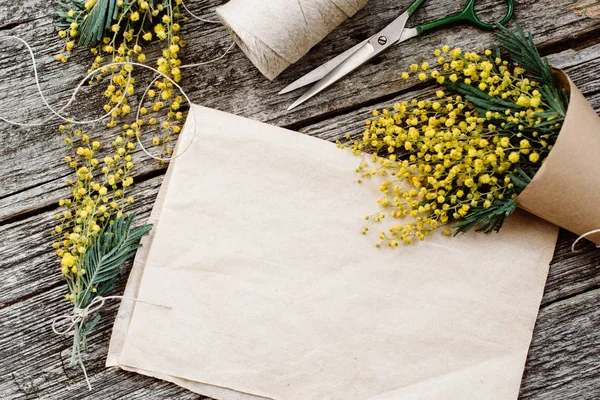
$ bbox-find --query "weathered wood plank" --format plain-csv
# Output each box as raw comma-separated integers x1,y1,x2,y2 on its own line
1,270,598,399
0,285,207,400
1,0,600,221
520,288,600,399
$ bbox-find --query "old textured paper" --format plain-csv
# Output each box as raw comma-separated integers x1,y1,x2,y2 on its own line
216,0,368,80
108,105,558,400
517,70,600,244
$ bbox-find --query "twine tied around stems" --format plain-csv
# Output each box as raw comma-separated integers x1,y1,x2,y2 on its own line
52,295,169,390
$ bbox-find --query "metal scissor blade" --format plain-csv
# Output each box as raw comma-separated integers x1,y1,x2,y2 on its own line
397,27,419,46
280,27,418,95
287,41,376,110
278,39,369,95
287,11,410,110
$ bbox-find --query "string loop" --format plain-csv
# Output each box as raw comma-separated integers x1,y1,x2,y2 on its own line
0,35,132,127
0,37,234,161
181,1,221,24
571,229,600,253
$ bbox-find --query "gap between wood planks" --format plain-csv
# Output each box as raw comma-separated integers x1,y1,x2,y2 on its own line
0,15,46,31
542,283,600,310
1,265,598,314
0,167,166,226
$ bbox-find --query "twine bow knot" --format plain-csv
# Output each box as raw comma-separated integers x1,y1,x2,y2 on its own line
52,296,114,336
52,295,166,391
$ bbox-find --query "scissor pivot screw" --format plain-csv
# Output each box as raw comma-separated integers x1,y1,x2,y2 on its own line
378,36,387,45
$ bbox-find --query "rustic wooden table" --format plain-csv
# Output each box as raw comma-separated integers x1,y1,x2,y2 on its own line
1,0,599,399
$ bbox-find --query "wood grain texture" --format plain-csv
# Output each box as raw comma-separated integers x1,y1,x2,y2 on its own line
0,0,599,399
520,288,600,400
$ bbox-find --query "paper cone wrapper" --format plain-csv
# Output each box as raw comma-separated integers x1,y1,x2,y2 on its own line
516,70,600,244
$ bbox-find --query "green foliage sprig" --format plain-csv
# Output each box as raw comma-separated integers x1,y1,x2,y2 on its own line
67,213,151,362
58,0,122,45
78,212,151,309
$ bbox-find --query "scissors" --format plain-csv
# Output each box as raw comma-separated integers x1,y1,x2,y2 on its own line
282,0,514,110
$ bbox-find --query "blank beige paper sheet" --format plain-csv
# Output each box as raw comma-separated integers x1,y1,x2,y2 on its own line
107,105,558,400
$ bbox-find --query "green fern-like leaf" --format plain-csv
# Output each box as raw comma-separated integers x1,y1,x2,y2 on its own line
494,24,554,86
56,0,124,46
56,1,86,28
453,198,520,235
445,81,526,114
77,0,121,46
494,24,570,115
77,212,152,308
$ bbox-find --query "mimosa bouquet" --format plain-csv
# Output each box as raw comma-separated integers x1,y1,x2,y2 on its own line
342,26,600,247
51,0,193,382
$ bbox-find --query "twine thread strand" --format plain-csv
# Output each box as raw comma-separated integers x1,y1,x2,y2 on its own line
52,295,170,391
571,229,600,253
0,36,234,161
181,1,221,24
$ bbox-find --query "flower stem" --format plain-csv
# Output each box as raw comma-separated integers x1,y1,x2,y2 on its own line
69,323,80,367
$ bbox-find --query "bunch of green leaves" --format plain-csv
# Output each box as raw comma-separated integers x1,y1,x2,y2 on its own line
76,212,151,309
72,212,151,357
448,25,569,235
57,0,166,45
56,0,85,28
58,0,119,45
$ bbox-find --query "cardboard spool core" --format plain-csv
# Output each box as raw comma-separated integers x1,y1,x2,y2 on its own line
516,69,600,244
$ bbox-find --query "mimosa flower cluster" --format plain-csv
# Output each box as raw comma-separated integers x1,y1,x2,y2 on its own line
341,39,567,247
57,0,187,160
50,1,187,362
51,123,137,295
53,0,189,303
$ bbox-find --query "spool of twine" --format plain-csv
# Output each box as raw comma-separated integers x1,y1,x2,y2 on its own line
216,0,368,80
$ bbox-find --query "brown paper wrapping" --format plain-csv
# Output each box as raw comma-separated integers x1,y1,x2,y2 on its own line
516,70,600,244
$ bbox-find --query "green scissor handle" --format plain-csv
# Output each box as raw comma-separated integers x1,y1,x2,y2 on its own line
414,0,514,35
407,0,427,16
